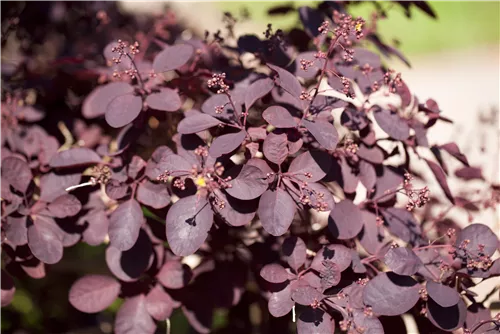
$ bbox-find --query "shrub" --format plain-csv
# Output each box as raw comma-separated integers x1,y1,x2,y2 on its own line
1,2,499,333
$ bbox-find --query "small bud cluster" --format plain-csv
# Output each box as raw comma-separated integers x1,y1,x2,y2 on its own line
263,24,286,51
343,48,354,62
375,216,384,227
403,173,430,211
344,138,358,156
212,196,226,209
157,171,171,183
340,76,352,97
452,240,494,272
384,69,403,93
214,105,225,114
194,145,208,157
299,90,312,101
339,319,351,332
318,21,329,35
419,288,428,301
332,11,365,41
356,278,369,286
207,73,229,94
446,228,456,238
90,165,111,185
299,58,315,71
314,51,326,59
110,40,142,80
173,178,186,190
363,306,373,317
310,298,321,309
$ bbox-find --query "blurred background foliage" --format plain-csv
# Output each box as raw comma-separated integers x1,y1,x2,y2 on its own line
2,1,499,334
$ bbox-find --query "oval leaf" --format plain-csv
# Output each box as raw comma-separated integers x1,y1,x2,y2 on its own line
426,281,460,307
153,44,194,73
178,114,222,134
69,275,120,313
258,188,295,236
115,295,156,334
268,64,302,98
209,130,246,158
27,216,63,264
384,247,422,275
373,108,410,141
47,194,82,218
311,244,352,272
245,78,274,110
105,93,143,128
262,106,296,128
226,165,268,200
282,236,307,272
260,263,288,283
288,151,331,183
263,132,288,165
145,88,181,112
302,119,339,151
49,147,101,168
157,261,193,289
328,199,364,240
82,82,134,119
145,285,174,321
137,180,170,209
1,157,32,193
268,284,294,317
165,195,213,256
108,200,143,251
455,223,498,257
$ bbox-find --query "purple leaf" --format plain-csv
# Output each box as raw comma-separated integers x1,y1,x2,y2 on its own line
439,143,469,166
268,64,302,98
427,296,466,331
2,157,32,193
49,147,101,168
28,216,63,264
105,93,143,128
202,93,241,120
106,230,152,282
425,159,454,204
145,284,174,321
297,309,335,334
382,207,421,243
5,215,28,246
455,223,498,257
157,260,193,289
245,78,274,110
363,272,420,316
17,105,45,122
1,270,16,307
226,165,268,200
82,82,135,119
47,194,82,218
373,108,410,140
145,88,181,112
263,132,288,165
81,210,109,246
260,263,288,283
115,295,156,334
150,153,192,180
212,189,256,226
209,130,246,158
153,44,194,73
69,275,120,313
178,113,222,134
384,247,422,275
302,119,339,151
258,188,295,236
288,151,331,182
165,195,213,256
127,156,146,179
295,51,324,79
39,172,81,202
319,260,341,289
455,166,484,181
105,180,130,200
262,106,296,128
426,281,460,307
328,200,364,240
137,180,170,209
145,146,174,177
292,285,323,306
282,236,306,272
108,199,143,251
359,160,376,191
268,284,294,317
352,310,383,334
307,182,335,211
311,244,352,272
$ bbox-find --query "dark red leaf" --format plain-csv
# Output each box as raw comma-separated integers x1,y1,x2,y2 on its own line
105,180,130,200
373,108,410,140
1,270,16,307
115,295,156,334
427,297,466,331
145,146,174,179
5,215,28,246
268,284,294,317
302,119,339,151
69,275,120,313
352,310,383,334
311,244,352,272
178,113,222,134
258,188,295,236
245,78,274,110
455,166,484,181
292,285,323,306
212,189,256,226
82,82,135,119
209,130,246,158
145,88,181,112
381,207,421,243
260,263,288,283
47,194,82,218
455,223,498,257
226,165,268,200
288,151,331,182
2,157,32,193
268,64,302,98
153,44,194,73
282,236,307,272
145,284,174,321
263,132,288,165
297,309,335,334
39,172,81,202
50,147,101,168
108,199,143,251
27,216,63,264
426,281,460,307
328,200,364,240
359,160,376,191
157,260,192,289
363,272,420,316
307,182,335,211
105,93,142,128
137,180,170,209
384,247,422,275
425,158,455,204
359,210,389,255
202,94,241,121
165,195,213,256
81,209,109,246
262,106,296,128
